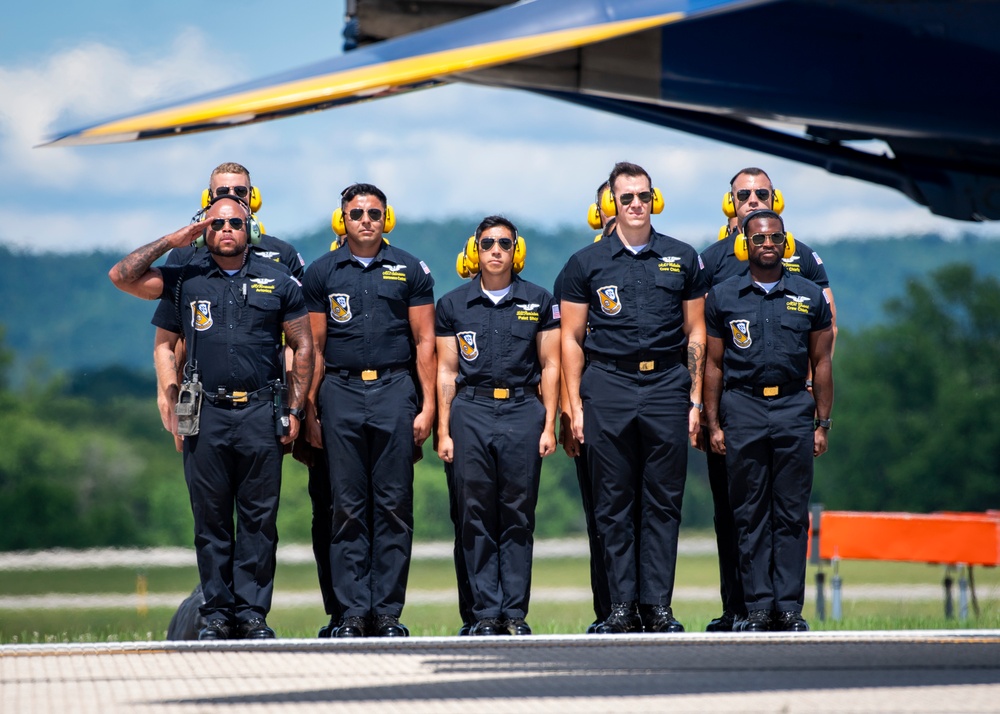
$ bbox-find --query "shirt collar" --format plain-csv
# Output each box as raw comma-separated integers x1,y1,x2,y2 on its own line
465,273,526,306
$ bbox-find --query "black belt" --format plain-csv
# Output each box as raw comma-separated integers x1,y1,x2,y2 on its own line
205,385,273,407
727,380,807,399
326,365,408,382
589,353,682,374
462,386,533,401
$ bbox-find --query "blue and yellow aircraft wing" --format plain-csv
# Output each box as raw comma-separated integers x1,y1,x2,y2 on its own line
42,0,765,147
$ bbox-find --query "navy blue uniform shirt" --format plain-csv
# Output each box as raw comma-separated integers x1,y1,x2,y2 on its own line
153,252,307,392
152,234,304,328
436,274,559,390
700,231,830,289
302,242,434,370
560,229,707,360
705,272,832,387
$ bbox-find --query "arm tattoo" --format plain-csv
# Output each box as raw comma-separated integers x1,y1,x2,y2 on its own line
688,341,705,391
283,315,313,409
114,237,172,283
440,382,456,407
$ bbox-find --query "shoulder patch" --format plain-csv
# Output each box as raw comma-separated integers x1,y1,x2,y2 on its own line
191,300,213,332
457,331,479,361
597,285,622,315
812,251,823,265
419,260,431,274
329,293,352,323
729,319,752,349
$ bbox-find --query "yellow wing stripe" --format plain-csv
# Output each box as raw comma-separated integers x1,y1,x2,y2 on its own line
79,12,684,139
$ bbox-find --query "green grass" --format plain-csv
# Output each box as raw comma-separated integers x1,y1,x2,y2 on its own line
2,554,998,643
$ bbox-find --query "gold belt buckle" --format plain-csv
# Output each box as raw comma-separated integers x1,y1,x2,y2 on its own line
361,369,379,381
639,360,655,372
230,391,248,404
763,385,779,397
493,388,510,399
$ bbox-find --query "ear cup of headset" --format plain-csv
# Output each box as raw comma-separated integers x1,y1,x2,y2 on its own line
650,187,664,214
248,186,262,213
331,208,346,236
383,205,396,233
455,250,472,279
722,192,737,219
586,203,603,229
772,188,784,214
464,235,480,273
783,231,795,258
247,215,262,245
512,236,526,274
201,189,212,210
599,188,616,216
718,224,730,241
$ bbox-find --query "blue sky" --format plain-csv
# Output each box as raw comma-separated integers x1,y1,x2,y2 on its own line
3,0,998,253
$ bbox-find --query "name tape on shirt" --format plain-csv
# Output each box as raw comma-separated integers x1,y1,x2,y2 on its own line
250,277,277,294
786,295,812,314
658,255,682,273
516,302,540,322
382,264,407,282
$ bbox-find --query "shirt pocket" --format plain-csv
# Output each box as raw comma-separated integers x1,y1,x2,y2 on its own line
778,311,812,353
375,278,410,323
247,291,282,331
511,319,537,342
653,271,686,315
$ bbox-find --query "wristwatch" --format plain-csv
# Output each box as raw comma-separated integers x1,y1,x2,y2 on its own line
289,407,306,420
690,402,704,412
814,418,832,430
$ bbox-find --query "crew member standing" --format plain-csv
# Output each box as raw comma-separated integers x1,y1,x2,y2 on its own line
437,216,560,636
698,167,837,631
553,181,615,633
704,209,833,632
302,183,436,638
110,194,313,639
561,161,707,634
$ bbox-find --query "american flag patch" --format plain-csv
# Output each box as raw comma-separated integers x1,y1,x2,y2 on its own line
698,255,705,270
419,260,431,274
813,252,823,265
552,304,561,320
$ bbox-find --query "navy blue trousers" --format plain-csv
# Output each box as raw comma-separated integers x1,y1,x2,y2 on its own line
581,362,690,605
183,399,282,623
319,370,418,618
722,389,815,613
450,393,544,620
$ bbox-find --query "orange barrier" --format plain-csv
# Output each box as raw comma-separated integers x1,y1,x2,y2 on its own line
818,510,1000,566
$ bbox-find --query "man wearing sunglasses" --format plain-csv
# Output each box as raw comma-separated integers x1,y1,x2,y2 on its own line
703,209,834,633
302,183,436,638
560,161,708,634
697,167,837,633
436,216,560,637
109,194,314,640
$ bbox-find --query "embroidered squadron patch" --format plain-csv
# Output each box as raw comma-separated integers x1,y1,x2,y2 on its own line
191,300,213,331
597,285,622,315
329,293,352,323
457,331,479,361
729,319,752,349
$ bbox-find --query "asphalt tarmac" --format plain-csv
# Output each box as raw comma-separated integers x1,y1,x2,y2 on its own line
2,631,998,713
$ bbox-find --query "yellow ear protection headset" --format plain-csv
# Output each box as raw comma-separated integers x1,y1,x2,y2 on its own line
331,204,396,236
599,186,664,217
586,202,603,230
721,187,784,218
732,209,795,261
455,230,526,278
720,185,785,241
193,195,261,247
201,185,262,213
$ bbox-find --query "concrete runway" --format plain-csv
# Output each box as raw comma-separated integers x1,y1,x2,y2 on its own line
2,631,999,713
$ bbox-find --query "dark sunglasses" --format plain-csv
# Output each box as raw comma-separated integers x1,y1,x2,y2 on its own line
209,217,245,231
348,208,384,222
214,185,250,199
479,237,513,251
619,191,652,205
735,188,772,202
748,231,787,246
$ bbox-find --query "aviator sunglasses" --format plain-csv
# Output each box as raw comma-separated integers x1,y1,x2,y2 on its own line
735,188,772,202
619,191,652,205
747,231,787,246
214,186,250,199
209,217,245,231
479,237,514,251
348,208,384,222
